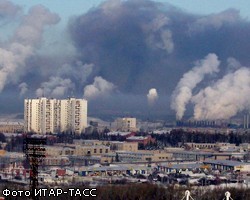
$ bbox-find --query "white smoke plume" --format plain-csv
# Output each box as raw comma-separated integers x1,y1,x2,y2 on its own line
18,82,28,96
147,88,158,106
192,66,250,120
83,76,115,100
36,76,74,98
171,53,220,119
0,4,60,92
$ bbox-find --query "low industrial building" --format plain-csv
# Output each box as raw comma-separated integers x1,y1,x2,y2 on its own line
172,150,246,161
203,160,250,172
126,135,155,146
0,122,24,133
158,162,203,173
184,142,236,150
107,131,135,138
75,145,110,156
101,150,172,163
110,141,138,152
78,164,148,176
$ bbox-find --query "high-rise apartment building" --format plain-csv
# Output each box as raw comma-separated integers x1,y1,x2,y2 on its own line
24,97,87,134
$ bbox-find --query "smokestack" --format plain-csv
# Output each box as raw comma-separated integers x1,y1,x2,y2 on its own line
243,114,249,129
247,114,249,129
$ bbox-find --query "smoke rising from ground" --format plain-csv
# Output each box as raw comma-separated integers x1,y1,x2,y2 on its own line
147,88,158,106
192,65,250,120
1,0,250,119
171,53,220,119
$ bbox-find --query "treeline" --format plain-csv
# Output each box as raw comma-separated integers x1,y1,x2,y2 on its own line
2,183,250,200
151,129,250,146
3,129,250,152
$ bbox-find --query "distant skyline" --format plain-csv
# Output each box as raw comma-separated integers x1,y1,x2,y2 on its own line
1,0,250,120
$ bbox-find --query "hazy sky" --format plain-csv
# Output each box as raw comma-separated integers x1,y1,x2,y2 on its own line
15,0,250,19
1,0,250,120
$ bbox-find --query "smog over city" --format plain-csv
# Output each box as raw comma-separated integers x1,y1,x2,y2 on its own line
0,0,250,121
2,1,250,200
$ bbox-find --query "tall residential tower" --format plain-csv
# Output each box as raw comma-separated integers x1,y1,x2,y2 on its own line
24,97,87,134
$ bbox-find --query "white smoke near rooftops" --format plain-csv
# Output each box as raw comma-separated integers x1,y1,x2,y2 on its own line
147,88,158,106
83,76,116,100
192,66,250,120
171,53,220,120
36,76,74,98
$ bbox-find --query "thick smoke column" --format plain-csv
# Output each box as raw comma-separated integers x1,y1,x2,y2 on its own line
0,4,60,92
171,53,220,119
147,88,158,106
1,0,250,117
69,0,176,93
83,76,115,100
192,66,250,120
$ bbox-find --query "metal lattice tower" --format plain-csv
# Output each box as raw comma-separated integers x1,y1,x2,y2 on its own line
23,136,46,200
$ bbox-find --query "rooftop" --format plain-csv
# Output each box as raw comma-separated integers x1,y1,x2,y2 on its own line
203,159,250,167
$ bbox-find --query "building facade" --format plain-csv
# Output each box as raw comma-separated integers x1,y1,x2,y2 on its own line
24,97,87,134
115,117,137,131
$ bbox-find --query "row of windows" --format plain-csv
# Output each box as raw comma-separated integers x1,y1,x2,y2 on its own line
159,157,169,160
93,149,108,154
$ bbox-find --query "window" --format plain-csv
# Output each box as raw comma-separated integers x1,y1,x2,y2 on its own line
100,149,102,154
94,149,97,153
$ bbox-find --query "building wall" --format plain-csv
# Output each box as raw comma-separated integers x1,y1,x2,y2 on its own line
115,118,137,131
185,143,217,149
110,142,138,152
73,140,109,146
122,142,138,152
0,124,23,133
75,145,110,156
60,99,69,132
147,152,173,162
185,142,236,150
45,146,63,156
24,99,40,133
